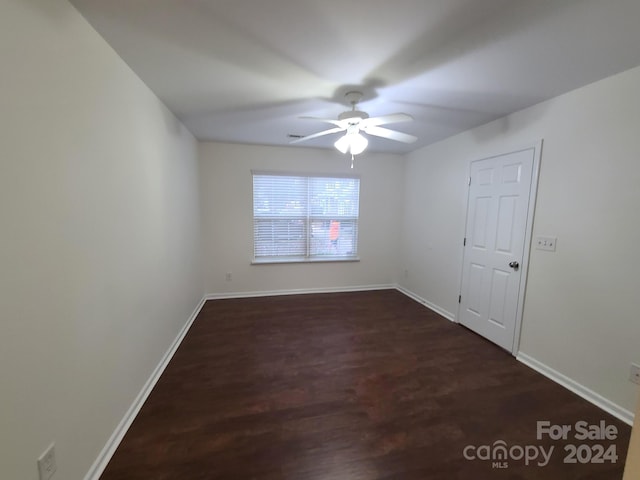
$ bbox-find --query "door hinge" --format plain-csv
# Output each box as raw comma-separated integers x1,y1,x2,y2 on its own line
463,237,466,246
467,176,471,186
458,295,462,303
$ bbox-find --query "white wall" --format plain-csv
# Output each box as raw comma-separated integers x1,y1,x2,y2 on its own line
0,1,203,479
199,142,404,294
400,65,640,414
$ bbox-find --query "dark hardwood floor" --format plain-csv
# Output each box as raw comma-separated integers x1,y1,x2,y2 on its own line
100,290,631,479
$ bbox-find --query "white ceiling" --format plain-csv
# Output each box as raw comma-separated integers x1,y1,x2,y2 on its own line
69,0,640,154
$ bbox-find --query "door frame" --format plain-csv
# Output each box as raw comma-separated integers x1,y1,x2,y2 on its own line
456,140,543,355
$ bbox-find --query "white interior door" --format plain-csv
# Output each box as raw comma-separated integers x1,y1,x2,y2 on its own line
459,147,537,352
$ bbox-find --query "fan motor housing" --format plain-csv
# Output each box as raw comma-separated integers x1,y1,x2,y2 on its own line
338,110,369,123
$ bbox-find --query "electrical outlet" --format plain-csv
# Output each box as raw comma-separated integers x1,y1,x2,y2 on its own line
37,443,57,480
630,363,640,385
535,236,557,252
225,272,232,282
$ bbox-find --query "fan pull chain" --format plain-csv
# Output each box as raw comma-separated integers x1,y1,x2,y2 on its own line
350,154,354,169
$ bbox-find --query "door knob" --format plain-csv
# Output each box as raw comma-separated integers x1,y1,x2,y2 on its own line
509,261,520,271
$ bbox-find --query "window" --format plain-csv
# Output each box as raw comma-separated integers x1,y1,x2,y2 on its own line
252,171,360,263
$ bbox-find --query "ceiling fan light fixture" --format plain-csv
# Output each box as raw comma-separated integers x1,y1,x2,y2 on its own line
334,134,350,154
349,133,368,155
334,132,368,155
293,89,414,162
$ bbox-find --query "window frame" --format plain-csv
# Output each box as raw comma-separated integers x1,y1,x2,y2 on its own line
251,170,361,264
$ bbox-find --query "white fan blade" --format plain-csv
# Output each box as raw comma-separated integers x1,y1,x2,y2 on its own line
299,116,345,127
363,113,413,127
289,126,345,144
363,126,417,143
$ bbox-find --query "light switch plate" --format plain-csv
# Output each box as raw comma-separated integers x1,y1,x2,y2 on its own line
535,236,557,252
37,443,56,480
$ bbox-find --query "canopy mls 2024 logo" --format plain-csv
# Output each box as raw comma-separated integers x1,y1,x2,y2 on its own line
463,420,619,469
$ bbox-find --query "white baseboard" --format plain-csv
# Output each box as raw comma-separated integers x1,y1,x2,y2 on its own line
205,284,395,300
83,296,207,480
394,284,456,322
517,353,634,426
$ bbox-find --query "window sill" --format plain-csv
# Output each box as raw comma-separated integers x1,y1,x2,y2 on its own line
252,256,360,265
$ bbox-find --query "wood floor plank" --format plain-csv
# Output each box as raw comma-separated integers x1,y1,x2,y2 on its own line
100,290,631,479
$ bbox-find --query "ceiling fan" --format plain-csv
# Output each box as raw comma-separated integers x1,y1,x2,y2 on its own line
290,91,417,167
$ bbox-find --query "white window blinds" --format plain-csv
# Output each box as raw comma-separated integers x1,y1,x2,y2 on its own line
252,172,360,262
